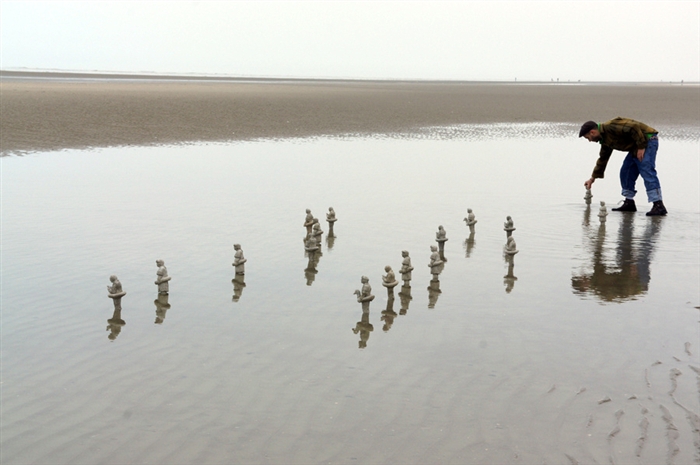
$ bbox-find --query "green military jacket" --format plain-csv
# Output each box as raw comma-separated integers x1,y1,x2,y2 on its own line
591,117,658,179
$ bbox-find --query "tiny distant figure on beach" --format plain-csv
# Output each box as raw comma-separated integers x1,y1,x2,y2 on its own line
579,117,667,216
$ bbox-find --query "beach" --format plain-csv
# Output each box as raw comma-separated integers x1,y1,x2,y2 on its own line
2,72,699,155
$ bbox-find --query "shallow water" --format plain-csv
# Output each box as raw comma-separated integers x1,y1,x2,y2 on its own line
2,130,699,464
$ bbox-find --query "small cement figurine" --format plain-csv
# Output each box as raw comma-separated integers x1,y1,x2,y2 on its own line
464,208,477,233
107,275,126,311
598,201,608,223
400,250,414,283
304,209,314,235
353,276,375,303
584,188,593,205
436,225,448,255
504,216,516,238
428,245,444,280
304,235,319,252
155,259,171,295
312,221,323,241
504,236,519,255
382,265,399,295
326,207,337,236
232,244,247,274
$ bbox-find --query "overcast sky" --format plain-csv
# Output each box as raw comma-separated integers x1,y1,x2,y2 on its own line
2,1,699,81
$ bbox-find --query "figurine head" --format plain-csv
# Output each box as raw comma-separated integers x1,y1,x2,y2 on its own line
430,245,437,252
156,259,164,266
506,216,511,220
438,225,444,231
467,208,473,213
600,201,605,206
233,243,241,250
306,209,311,213
402,250,409,257
361,276,369,283
109,275,118,283
385,265,391,272
329,207,334,212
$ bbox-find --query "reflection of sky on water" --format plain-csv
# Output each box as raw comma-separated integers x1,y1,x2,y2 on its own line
2,133,699,464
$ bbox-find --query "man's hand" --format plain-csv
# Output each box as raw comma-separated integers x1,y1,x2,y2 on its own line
637,148,645,161
584,177,595,189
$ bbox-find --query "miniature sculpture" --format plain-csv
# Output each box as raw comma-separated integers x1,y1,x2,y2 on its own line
464,208,477,233
232,244,247,274
504,216,516,238
436,225,448,257
304,209,314,235
107,275,126,311
107,308,126,341
326,207,337,236
428,245,444,280
382,265,399,296
400,250,414,283
232,276,246,302
312,221,323,241
352,310,374,349
154,294,171,324
504,236,519,255
155,259,171,295
304,235,319,252
353,275,375,303
584,188,593,205
598,201,608,223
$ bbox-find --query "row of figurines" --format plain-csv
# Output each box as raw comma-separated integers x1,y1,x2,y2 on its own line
106,259,170,305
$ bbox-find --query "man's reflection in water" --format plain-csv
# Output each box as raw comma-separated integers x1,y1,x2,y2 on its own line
352,302,374,349
304,250,322,286
232,276,246,302
381,295,398,332
154,294,171,324
572,212,663,302
427,279,442,309
503,255,518,293
398,284,413,315
464,231,476,258
107,308,126,341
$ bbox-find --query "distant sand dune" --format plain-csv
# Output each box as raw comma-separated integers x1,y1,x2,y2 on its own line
1,73,698,155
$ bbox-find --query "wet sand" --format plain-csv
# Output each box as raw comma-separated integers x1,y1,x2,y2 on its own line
1,72,698,155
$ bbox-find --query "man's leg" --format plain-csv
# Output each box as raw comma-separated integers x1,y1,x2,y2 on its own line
613,152,639,211
638,138,667,215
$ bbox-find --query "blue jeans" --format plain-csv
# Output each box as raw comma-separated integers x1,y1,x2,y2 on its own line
620,138,662,203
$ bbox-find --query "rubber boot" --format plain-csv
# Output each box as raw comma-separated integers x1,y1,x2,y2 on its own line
646,200,667,216
612,198,637,212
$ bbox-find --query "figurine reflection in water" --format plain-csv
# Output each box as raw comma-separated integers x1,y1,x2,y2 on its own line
107,308,126,341
398,283,413,315
381,295,397,332
352,304,374,349
326,207,337,237
400,250,413,284
304,209,314,235
427,279,442,309
154,294,171,324
354,276,375,303
155,259,171,295
232,276,246,302
382,265,399,297
572,209,663,302
464,231,476,258
598,201,608,223
304,250,322,286
503,255,518,293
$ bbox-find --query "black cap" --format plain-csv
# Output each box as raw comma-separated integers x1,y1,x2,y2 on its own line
579,121,597,137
